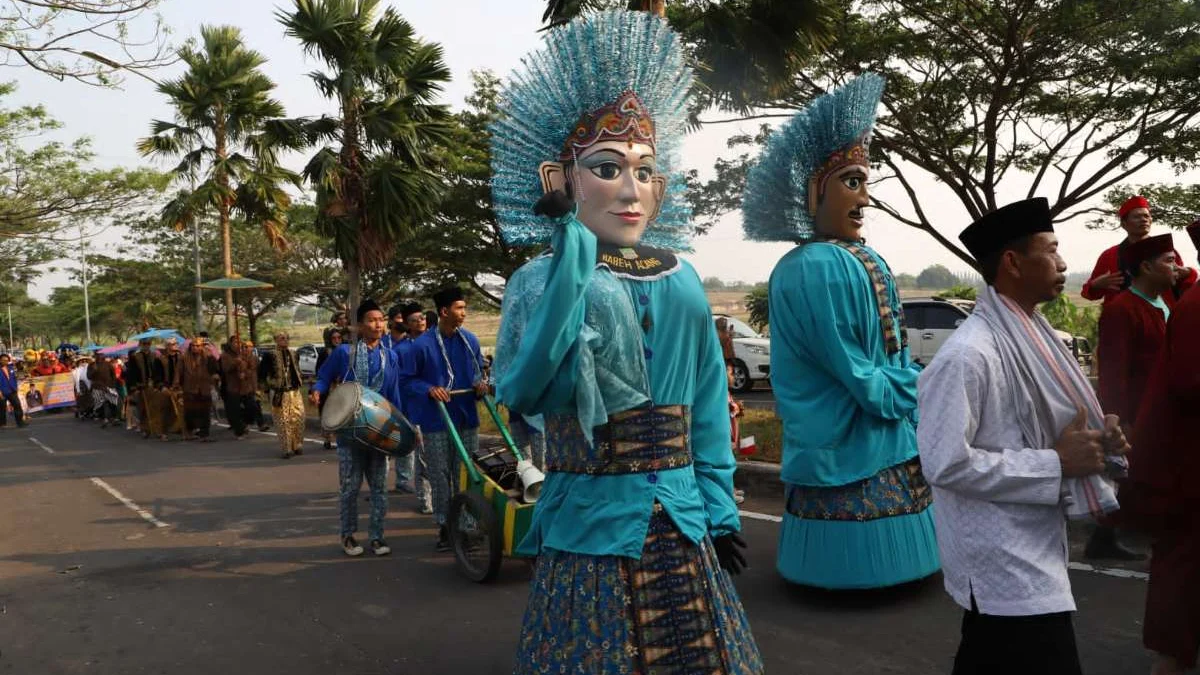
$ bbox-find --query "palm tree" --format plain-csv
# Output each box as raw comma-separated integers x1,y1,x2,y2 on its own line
278,0,453,315
138,25,301,338
541,0,837,112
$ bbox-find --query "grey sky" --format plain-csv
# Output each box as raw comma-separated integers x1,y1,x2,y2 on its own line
14,0,1199,301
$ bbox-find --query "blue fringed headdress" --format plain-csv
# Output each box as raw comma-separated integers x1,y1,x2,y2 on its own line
490,10,695,251
742,73,885,242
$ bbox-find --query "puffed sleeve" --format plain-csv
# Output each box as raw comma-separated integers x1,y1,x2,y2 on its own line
786,250,919,421
684,268,740,537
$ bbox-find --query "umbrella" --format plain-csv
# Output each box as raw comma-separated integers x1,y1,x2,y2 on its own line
81,343,104,352
98,341,139,357
128,328,184,342
195,275,274,290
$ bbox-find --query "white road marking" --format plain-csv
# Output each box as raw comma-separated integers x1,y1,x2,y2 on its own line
213,422,325,445
739,509,782,523
739,509,1148,581
88,477,170,529
29,437,55,455
1068,561,1148,581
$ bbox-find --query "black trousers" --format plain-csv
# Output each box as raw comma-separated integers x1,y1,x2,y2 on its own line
1,391,24,426
240,393,263,428
952,601,1082,675
223,393,246,435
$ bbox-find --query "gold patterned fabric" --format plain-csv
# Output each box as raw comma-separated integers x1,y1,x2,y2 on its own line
159,388,184,435
139,388,165,436
273,389,305,454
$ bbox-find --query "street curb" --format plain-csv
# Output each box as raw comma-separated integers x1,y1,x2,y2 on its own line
735,459,784,496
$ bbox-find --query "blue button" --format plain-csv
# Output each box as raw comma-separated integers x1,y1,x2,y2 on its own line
639,294,649,305
644,347,653,359
647,473,658,484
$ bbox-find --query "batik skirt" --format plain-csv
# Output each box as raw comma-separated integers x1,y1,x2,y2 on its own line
514,507,763,675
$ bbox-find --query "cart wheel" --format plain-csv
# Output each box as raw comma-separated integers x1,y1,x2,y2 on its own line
448,491,503,583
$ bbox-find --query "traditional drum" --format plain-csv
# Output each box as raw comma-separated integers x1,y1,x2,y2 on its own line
321,382,417,457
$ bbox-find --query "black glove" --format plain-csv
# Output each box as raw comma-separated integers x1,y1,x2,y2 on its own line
713,532,748,575
532,189,575,219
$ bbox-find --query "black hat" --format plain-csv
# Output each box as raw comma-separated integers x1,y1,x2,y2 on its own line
432,286,465,310
400,301,424,319
958,198,1054,262
1187,219,1200,253
356,298,383,322
1124,233,1174,271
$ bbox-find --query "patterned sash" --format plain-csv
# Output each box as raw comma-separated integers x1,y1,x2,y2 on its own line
785,457,932,522
544,404,692,475
817,237,908,355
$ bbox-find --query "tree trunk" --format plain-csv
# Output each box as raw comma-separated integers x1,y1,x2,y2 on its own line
215,104,236,339
346,257,361,339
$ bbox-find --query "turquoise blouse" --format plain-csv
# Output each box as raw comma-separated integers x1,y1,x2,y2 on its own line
494,215,740,559
768,242,922,488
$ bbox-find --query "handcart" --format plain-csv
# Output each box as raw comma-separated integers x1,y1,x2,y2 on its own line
436,392,544,583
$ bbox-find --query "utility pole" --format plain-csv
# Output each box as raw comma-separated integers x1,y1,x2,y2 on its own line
79,222,93,345
192,181,203,334
6,304,12,351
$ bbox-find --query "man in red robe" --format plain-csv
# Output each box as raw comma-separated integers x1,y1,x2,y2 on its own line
1091,233,1177,561
1082,195,1196,303
1098,233,1176,429
1125,221,1200,675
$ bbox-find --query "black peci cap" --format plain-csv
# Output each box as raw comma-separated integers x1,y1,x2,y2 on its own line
959,198,1055,262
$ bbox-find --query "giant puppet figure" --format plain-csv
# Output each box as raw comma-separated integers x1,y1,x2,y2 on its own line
742,74,940,589
491,11,762,675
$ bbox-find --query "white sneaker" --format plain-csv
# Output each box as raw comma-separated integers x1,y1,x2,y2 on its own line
370,539,391,556
734,489,746,505
342,536,363,557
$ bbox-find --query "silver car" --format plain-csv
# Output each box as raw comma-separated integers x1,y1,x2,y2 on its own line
296,343,321,378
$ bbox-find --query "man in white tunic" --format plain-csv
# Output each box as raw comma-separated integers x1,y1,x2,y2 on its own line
917,198,1131,675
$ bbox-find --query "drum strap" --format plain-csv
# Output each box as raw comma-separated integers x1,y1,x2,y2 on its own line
435,329,483,390
346,342,385,392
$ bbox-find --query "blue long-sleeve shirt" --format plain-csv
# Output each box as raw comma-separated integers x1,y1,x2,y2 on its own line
0,366,19,396
399,328,484,433
494,215,738,559
769,242,922,488
312,342,404,412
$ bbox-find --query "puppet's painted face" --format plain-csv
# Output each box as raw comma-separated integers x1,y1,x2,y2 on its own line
812,164,869,241
540,140,666,247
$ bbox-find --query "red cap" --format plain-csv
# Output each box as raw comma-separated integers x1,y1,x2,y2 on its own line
1188,218,1200,252
1119,195,1150,219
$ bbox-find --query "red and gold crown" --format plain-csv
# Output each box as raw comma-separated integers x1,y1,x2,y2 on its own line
559,91,656,160
813,139,870,195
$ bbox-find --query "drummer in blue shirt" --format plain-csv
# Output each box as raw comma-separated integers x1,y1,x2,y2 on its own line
310,298,404,558
399,286,487,552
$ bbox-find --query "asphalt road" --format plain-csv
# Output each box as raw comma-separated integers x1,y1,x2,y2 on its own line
0,414,1155,675
739,383,776,410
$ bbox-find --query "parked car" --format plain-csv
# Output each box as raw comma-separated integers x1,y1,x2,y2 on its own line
902,297,973,365
713,314,770,392
901,297,1092,374
296,343,321,378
